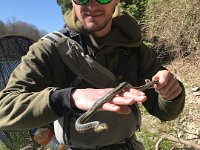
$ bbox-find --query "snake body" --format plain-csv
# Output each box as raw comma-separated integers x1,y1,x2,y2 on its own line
75,79,158,133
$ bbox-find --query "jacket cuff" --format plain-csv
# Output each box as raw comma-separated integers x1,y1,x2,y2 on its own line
49,87,75,117
157,81,185,121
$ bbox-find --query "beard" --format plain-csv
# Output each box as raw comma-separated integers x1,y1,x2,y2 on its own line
82,15,112,33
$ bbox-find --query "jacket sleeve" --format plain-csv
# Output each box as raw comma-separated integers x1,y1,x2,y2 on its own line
138,43,185,121
0,40,73,130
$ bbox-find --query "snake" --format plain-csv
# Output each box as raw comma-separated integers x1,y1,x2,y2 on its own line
75,79,158,133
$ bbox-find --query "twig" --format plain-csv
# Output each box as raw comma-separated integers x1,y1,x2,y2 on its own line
175,125,200,138
155,134,200,150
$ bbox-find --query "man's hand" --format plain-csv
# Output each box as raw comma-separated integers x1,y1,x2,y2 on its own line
152,70,182,100
71,87,147,114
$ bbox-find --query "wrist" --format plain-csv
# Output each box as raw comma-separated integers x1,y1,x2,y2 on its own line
70,89,86,116
70,88,77,108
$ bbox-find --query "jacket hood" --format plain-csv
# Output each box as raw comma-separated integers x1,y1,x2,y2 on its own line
64,6,142,48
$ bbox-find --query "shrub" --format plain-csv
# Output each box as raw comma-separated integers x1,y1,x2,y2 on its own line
143,0,200,62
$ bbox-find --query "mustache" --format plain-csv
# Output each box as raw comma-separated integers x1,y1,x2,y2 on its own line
82,9,105,15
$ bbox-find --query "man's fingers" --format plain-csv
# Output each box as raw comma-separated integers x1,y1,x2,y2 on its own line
156,73,174,91
102,104,131,114
102,103,120,112
114,89,146,103
152,70,183,100
161,84,182,100
101,89,147,114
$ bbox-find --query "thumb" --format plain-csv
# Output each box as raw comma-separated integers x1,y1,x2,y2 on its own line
152,73,160,82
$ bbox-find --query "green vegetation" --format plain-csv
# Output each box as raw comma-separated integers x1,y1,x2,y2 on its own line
56,0,72,14
120,0,148,20
0,141,9,150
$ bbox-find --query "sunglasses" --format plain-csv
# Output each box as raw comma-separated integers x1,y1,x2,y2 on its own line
73,0,111,5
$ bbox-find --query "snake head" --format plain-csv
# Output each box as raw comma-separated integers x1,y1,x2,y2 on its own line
94,123,108,132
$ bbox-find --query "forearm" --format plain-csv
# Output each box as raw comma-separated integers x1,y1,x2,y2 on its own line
0,88,58,130
155,81,185,121
0,41,74,130
143,81,185,121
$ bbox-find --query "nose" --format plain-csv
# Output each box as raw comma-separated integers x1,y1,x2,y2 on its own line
87,0,98,7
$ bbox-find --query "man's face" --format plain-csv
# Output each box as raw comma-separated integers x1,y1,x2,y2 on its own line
73,0,117,34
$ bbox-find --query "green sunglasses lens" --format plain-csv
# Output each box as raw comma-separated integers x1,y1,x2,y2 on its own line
75,0,88,5
97,0,111,4
73,0,111,5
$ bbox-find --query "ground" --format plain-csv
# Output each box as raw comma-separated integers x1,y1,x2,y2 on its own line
137,55,200,150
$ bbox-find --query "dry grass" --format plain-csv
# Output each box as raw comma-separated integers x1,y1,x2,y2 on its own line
143,0,200,59
167,55,200,87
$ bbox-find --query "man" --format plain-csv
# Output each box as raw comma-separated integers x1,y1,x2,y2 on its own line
0,0,185,149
